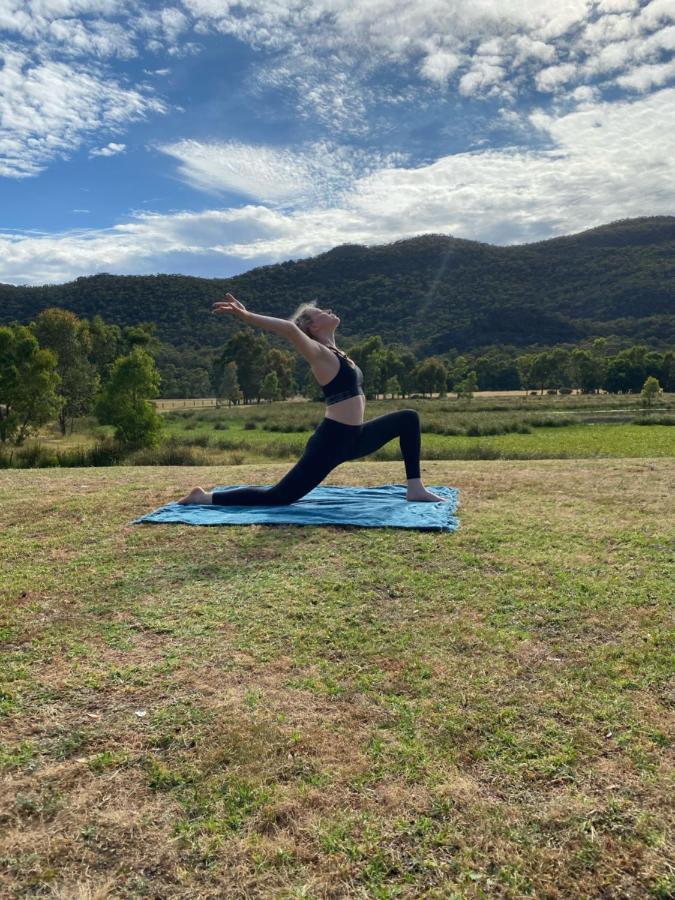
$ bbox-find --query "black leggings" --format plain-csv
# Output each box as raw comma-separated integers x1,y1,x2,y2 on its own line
211,409,422,506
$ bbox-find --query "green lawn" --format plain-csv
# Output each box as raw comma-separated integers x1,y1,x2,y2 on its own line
168,421,675,461
420,423,675,458
1,459,673,898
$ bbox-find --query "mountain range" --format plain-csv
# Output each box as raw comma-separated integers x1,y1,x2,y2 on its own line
1,216,673,355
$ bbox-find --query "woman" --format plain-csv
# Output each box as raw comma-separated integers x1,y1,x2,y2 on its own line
178,293,448,505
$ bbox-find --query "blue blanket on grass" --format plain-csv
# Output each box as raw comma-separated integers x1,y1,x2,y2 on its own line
133,483,459,532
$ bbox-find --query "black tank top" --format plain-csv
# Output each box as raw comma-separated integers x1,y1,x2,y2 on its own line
321,348,365,406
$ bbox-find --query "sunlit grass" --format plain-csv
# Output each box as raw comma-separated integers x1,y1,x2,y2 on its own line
1,459,673,897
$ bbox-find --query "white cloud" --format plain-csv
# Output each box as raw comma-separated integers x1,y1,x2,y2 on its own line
0,1,183,179
2,88,673,285
616,58,675,90
158,139,320,204
3,0,674,171
419,46,461,87
0,43,165,177
511,35,556,65
570,84,598,102
597,0,638,12
639,0,675,30
157,138,407,207
0,0,137,57
89,141,126,157
179,0,675,113
535,62,578,92
583,12,638,44
459,61,505,97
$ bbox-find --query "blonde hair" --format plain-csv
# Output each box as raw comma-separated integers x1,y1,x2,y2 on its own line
289,299,319,337
288,299,355,366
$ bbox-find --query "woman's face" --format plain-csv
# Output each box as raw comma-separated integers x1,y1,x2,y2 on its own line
308,307,339,337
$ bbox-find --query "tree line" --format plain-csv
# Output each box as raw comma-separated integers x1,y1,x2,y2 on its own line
1,308,673,450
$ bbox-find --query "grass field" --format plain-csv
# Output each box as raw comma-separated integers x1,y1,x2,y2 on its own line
1,458,673,898
5,392,673,470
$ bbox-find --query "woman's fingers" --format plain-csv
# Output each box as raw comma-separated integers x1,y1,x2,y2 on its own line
212,294,244,315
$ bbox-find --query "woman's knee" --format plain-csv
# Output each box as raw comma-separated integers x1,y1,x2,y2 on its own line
399,409,420,427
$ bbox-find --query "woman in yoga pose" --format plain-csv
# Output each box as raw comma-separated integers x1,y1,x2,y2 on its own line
178,293,447,505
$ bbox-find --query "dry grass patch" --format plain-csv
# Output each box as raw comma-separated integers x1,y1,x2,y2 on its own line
1,460,673,898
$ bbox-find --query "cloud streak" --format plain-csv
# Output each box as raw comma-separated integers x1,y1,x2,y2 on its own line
89,141,126,157
156,139,408,207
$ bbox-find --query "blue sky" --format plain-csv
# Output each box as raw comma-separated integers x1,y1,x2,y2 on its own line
1,0,674,285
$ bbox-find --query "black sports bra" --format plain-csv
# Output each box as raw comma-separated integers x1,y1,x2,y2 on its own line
321,348,365,406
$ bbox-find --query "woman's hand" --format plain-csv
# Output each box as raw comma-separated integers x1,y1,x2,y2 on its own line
212,293,249,321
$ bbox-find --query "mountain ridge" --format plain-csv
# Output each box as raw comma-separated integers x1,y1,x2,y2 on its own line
1,216,673,354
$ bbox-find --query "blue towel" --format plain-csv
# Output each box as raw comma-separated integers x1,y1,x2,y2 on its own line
133,483,459,532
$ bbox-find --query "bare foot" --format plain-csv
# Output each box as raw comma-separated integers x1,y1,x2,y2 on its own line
177,486,213,505
406,487,450,502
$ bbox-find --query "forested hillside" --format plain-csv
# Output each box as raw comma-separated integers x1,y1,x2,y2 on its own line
1,216,673,355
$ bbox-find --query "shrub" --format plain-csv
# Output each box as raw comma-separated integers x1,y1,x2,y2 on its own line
83,440,125,466
634,416,675,426
214,437,248,451
259,439,304,459
13,443,58,468
244,421,258,430
528,416,575,428
127,443,204,466
183,434,211,448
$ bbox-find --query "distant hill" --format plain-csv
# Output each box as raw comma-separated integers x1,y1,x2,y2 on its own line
1,216,673,355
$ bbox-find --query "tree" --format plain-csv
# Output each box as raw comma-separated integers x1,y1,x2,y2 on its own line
455,370,478,399
31,308,99,435
261,371,281,402
267,347,296,399
570,348,604,393
122,322,161,356
385,376,401,398
94,348,163,446
394,350,418,397
640,376,662,408
0,325,61,444
605,345,649,393
215,361,243,406
214,331,268,403
516,353,535,392
661,351,675,392
86,314,123,382
447,355,470,392
525,352,560,394
414,357,448,397
474,349,521,391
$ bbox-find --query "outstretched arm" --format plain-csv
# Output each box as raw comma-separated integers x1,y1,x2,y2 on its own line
212,293,293,336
